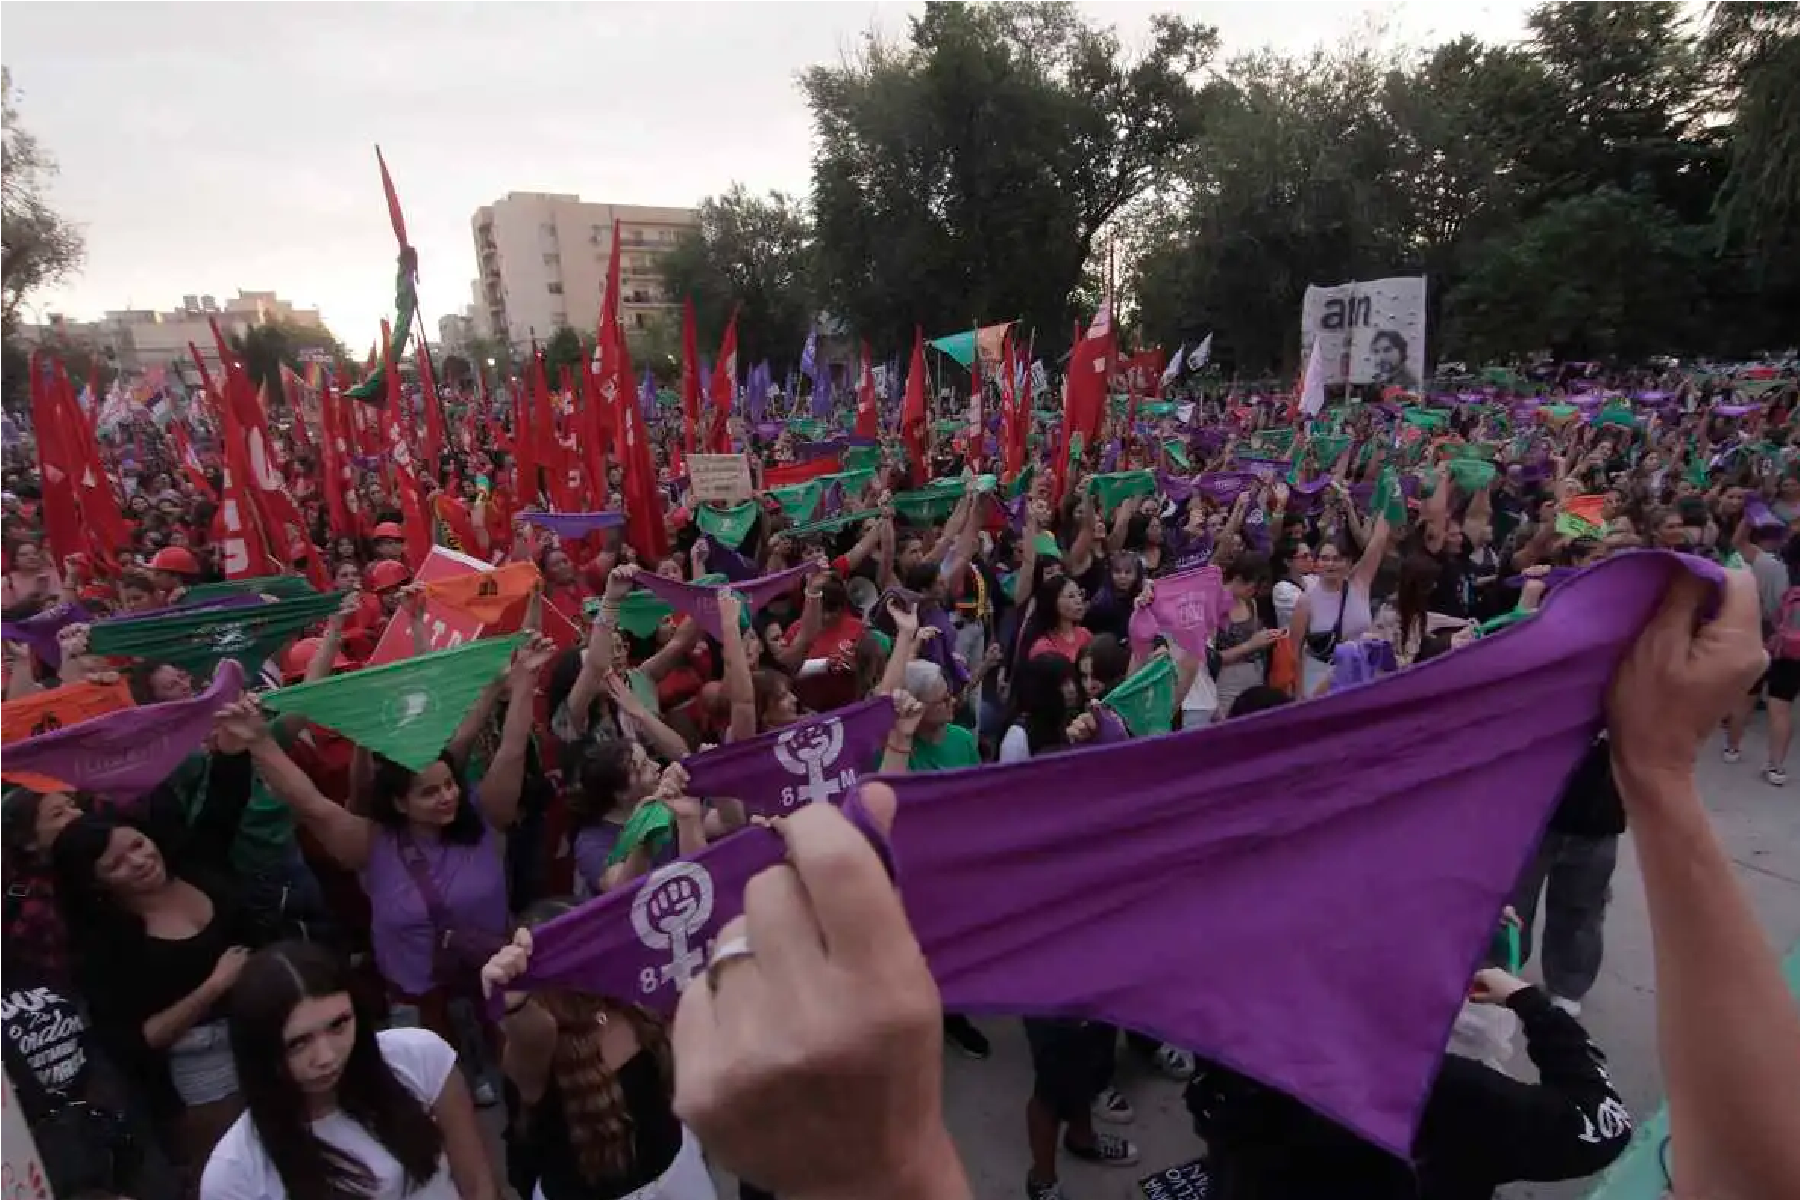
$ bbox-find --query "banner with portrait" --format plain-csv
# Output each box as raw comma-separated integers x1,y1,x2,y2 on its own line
1300,276,1428,390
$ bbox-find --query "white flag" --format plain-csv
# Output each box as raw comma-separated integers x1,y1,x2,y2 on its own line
1187,333,1212,372
1162,343,1185,386
1299,336,1327,417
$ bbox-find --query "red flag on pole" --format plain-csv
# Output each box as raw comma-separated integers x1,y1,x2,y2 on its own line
598,220,667,563
707,305,738,453
855,341,879,440
680,298,701,455
415,317,445,471
377,318,433,571
375,145,409,250
902,326,928,488
27,353,85,571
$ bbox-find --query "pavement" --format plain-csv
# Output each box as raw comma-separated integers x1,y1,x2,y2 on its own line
484,721,1800,1200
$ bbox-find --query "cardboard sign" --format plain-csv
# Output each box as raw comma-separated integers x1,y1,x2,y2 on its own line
1138,1158,1212,1200
689,453,754,503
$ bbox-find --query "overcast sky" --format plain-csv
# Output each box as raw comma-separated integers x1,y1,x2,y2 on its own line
6,1,1533,347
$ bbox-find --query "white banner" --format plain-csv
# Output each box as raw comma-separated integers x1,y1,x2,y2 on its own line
1300,276,1427,390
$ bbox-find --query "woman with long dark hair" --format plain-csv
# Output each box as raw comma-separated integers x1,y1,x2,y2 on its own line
997,654,1084,763
481,902,715,1200
201,941,496,1199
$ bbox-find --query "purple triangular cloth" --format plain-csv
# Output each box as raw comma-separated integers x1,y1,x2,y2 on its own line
1,660,244,797
523,510,626,538
1,602,90,669
684,697,897,817
506,551,1721,1160
633,562,814,641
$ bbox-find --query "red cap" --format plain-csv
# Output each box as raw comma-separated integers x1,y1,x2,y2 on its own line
280,637,353,682
367,560,410,591
371,522,405,541
148,546,201,576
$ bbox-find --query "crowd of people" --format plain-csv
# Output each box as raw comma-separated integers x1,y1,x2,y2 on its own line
3,354,1800,1200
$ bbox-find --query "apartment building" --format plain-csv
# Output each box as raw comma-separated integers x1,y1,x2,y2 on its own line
17,290,329,378
470,192,696,349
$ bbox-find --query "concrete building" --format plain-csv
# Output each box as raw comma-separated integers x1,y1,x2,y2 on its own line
471,192,695,350
17,290,329,381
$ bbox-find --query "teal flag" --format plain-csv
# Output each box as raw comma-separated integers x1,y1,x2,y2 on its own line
1087,470,1156,515
90,590,345,677
695,502,758,548
769,480,826,523
1104,657,1177,736
261,635,524,770
927,330,977,367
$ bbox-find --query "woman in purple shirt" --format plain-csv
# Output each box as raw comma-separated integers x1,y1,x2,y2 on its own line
230,637,554,1045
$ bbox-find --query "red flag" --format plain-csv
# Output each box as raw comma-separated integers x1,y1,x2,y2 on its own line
171,419,218,503
55,363,127,571
318,385,357,539
707,305,738,453
378,318,433,571
855,341,879,440
514,356,541,508
680,298,701,454
764,458,843,489
1001,332,1027,482
576,357,607,509
598,221,666,563
902,326,928,487
375,145,409,250
279,365,315,458
209,319,326,588
27,353,84,570
416,320,445,471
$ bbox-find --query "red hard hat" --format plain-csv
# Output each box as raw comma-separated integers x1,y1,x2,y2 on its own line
280,637,353,682
148,546,201,576
371,522,406,541
366,560,410,591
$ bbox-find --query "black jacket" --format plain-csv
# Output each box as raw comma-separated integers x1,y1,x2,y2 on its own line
1185,986,1633,1200
1548,734,1627,839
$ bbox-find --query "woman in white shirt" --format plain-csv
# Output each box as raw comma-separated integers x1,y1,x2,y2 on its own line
202,942,497,1200
1288,513,1391,699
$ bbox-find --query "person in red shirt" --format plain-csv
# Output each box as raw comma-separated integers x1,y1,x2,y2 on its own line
775,572,865,713
538,546,594,627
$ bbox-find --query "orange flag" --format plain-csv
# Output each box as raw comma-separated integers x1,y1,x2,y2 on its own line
423,562,542,624
1,679,136,791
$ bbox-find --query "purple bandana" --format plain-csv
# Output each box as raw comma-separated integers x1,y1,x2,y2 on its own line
633,562,814,641
1129,564,1231,659
700,535,761,583
2,660,244,798
1329,638,1399,690
523,511,626,539
510,550,1723,1159
684,697,897,817
1,603,91,670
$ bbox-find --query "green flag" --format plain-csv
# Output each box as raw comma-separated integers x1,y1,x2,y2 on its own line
1593,406,1637,430
695,501,758,548
1309,435,1351,466
261,634,523,771
89,590,346,677
1401,408,1449,432
1446,441,1496,461
1163,439,1191,470
784,508,883,542
769,480,826,523
606,800,676,867
892,478,966,524
1086,470,1156,515
345,254,418,402
1445,458,1497,493
1370,467,1408,527
613,592,674,639
1140,402,1176,418
785,418,827,440
183,575,318,604
1249,428,1295,456
843,445,881,472
1103,657,1177,736
822,468,875,499
1006,464,1037,499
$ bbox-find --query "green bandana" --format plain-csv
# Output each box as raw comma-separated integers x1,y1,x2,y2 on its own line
1249,428,1295,456
260,634,523,770
1104,656,1177,736
1086,470,1156,515
1593,406,1637,429
183,575,319,604
1445,458,1497,493
769,480,827,523
1162,440,1191,470
1309,435,1351,466
612,592,675,639
606,800,676,866
843,445,881,472
786,418,827,440
892,479,966,525
822,468,875,500
1006,464,1037,499
1447,442,1496,461
1369,467,1408,528
1140,402,1176,418
1401,408,1449,432
694,501,758,548
1032,531,1064,560
785,508,883,542
89,590,345,677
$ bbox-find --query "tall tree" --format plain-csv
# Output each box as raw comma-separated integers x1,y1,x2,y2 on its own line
804,1,1219,357
2,66,85,337
229,321,346,399
659,186,814,372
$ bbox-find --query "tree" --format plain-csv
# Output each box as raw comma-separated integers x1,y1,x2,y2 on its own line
229,321,346,399
463,333,515,382
539,325,592,386
440,353,473,389
803,1,1219,358
2,67,85,337
660,185,814,371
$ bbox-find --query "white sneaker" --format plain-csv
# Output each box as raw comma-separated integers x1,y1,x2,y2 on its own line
1723,746,1743,764
1153,1043,1197,1081
1766,766,1789,787
1091,1086,1134,1125
1548,994,1582,1018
